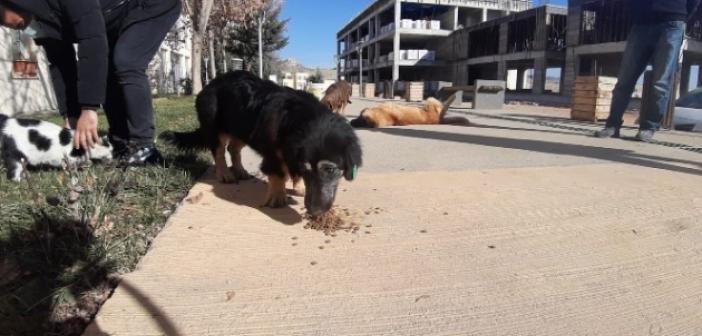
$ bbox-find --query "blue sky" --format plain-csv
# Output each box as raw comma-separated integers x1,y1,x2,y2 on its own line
279,0,568,68
279,0,374,68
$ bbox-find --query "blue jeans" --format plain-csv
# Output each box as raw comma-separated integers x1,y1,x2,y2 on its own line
606,21,686,131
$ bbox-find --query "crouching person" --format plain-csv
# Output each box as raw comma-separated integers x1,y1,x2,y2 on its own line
0,0,181,165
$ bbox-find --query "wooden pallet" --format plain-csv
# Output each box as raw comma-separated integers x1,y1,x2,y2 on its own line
405,82,424,102
574,76,617,85
573,82,615,92
571,76,616,122
352,84,361,97
572,96,611,106
572,90,613,99
363,83,376,98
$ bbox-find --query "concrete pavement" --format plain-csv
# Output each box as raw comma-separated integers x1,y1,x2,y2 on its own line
85,99,702,335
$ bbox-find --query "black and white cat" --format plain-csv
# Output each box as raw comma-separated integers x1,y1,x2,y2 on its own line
0,114,113,181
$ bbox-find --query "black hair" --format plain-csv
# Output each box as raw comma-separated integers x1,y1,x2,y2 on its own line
0,0,32,16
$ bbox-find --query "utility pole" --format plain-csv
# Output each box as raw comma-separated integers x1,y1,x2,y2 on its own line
258,10,267,78
204,56,209,84
221,39,228,73
358,46,363,90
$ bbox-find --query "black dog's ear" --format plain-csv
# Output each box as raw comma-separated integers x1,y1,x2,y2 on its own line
343,138,362,181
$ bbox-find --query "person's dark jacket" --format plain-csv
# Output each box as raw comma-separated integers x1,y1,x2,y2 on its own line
5,0,179,108
632,0,702,24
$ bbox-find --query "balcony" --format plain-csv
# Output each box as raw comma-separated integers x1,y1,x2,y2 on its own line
408,0,531,11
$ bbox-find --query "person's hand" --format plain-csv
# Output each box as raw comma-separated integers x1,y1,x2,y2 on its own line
74,109,100,150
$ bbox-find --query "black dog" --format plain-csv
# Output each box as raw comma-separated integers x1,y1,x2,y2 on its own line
162,71,362,216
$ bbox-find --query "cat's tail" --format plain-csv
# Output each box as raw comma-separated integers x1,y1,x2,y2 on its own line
158,129,208,149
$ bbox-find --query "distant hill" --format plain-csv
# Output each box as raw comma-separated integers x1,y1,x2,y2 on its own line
276,58,336,79
276,58,313,74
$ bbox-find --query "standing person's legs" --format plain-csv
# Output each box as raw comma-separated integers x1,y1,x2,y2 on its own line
110,3,180,149
103,32,130,153
641,21,686,131
604,25,656,130
37,39,80,126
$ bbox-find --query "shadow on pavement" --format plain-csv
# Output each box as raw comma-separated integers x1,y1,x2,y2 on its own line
200,174,303,226
368,127,702,176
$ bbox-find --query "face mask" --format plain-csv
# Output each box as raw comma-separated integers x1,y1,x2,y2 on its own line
23,21,43,38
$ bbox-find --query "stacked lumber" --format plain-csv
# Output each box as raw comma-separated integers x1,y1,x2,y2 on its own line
404,81,424,102
351,84,361,98
362,83,375,98
571,76,616,122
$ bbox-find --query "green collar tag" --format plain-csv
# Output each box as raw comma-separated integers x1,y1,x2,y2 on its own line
352,165,358,180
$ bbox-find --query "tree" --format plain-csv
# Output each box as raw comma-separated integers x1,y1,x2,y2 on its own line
227,0,288,76
183,0,266,94
308,68,324,84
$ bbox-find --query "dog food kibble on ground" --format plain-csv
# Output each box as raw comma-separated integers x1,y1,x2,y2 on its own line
304,208,360,236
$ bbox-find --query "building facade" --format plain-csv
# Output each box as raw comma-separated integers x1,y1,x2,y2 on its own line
147,16,193,96
336,0,533,88
0,28,57,116
1,16,193,118
447,5,567,94
338,0,702,99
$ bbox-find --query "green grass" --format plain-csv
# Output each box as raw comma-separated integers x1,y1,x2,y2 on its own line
0,96,210,336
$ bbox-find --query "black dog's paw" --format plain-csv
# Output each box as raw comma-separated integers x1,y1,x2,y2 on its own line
217,170,238,184
229,166,253,181
263,192,288,208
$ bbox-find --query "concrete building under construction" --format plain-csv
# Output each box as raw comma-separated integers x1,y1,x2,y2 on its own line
336,0,533,86
337,0,702,100
446,4,567,95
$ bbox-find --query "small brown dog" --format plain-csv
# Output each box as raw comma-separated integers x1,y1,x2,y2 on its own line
321,80,352,115
349,94,469,128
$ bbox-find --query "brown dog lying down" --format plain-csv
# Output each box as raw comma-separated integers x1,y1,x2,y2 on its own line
321,80,352,115
349,94,469,128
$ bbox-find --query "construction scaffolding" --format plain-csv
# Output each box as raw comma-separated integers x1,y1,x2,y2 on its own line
580,0,631,45
546,13,567,51
469,26,501,58
508,16,537,53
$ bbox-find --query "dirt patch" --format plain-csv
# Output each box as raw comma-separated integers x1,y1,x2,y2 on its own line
49,280,116,336
304,208,360,236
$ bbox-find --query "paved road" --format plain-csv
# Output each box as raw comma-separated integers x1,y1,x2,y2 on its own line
85,99,702,336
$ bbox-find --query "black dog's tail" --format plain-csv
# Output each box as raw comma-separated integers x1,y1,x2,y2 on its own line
159,129,208,149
